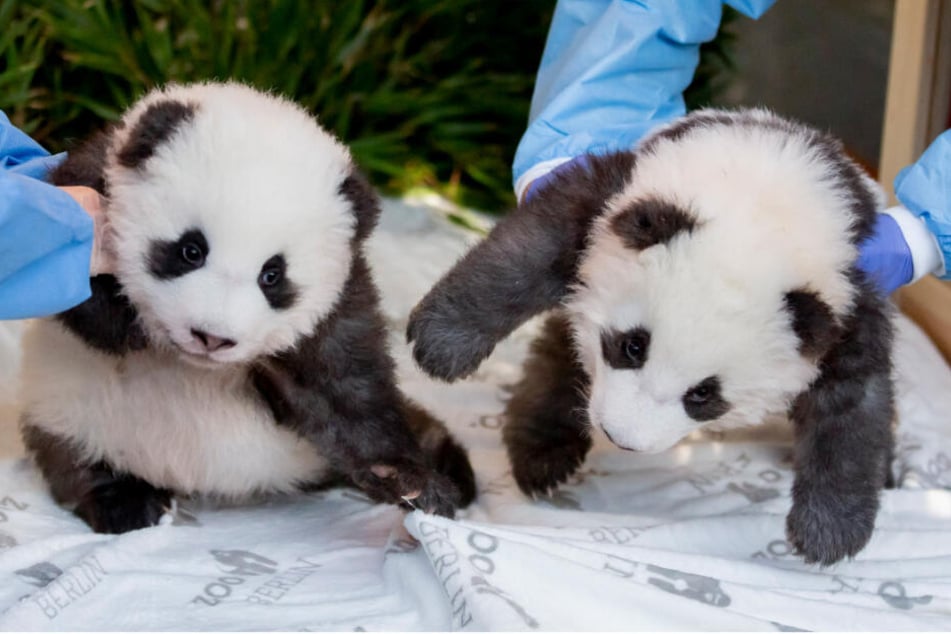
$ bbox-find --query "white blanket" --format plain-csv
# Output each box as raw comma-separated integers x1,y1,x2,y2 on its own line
1,198,950,631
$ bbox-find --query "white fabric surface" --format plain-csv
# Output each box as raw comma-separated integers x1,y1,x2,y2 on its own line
1,198,951,630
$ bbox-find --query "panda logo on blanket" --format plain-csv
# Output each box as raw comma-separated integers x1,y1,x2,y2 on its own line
407,109,895,566
18,82,476,534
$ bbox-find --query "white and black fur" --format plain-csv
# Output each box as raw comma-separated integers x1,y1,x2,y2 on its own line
407,109,895,566
19,82,475,534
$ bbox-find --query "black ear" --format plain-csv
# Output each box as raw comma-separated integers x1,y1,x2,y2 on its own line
338,169,381,243
610,197,697,250
47,125,120,195
406,151,636,382
116,100,196,170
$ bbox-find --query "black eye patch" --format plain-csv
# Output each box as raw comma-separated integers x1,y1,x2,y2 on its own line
601,327,651,370
682,376,731,422
258,254,298,310
610,197,697,250
148,228,208,279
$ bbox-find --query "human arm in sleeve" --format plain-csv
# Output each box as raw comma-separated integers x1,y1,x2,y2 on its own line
0,111,95,320
513,0,777,200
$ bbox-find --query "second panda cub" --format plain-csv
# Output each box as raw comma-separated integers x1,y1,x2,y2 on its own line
408,109,895,566
19,82,475,533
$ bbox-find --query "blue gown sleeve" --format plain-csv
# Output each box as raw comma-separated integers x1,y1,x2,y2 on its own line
0,111,93,320
894,129,951,280
513,0,777,198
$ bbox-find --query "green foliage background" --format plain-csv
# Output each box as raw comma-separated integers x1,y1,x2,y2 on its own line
1,0,736,212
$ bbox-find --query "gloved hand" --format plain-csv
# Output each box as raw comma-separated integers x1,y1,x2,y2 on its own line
59,186,115,276
858,206,945,296
857,212,914,295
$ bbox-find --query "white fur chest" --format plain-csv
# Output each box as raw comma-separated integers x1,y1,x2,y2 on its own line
18,320,329,498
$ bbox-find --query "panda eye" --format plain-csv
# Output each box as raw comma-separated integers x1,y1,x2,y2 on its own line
257,254,296,309
259,268,283,287
180,242,205,266
623,335,647,363
601,327,651,370
682,376,730,422
684,384,714,404
148,228,208,280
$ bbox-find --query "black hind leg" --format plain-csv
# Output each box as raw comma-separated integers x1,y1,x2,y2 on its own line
21,422,171,534
401,397,477,509
75,472,172,534
785,283,895,566
503,313,592,496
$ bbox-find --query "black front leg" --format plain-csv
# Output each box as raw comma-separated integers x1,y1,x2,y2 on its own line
407,152,636,382
503,313,593,496
785,285,895,566
252,255,463,517
22,423,171,534
57,275,147,354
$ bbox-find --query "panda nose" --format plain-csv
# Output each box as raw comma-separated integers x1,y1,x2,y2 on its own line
190,328,236,352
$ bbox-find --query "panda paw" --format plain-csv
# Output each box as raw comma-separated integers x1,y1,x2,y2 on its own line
506,429,590,498
75,476,172,534
352,458,461,518
406,300,496,382
786,487,878,566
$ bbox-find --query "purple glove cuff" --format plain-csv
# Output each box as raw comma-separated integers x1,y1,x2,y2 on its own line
857,213,914,296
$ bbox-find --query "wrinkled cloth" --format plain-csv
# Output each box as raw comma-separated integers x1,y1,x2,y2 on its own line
1,199,951,630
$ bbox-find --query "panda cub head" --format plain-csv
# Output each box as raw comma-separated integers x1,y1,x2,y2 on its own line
566,109,884,453
100,82,372,366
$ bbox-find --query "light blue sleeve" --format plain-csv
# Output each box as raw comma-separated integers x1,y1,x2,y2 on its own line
513,0,777,196
0,111,93,320
894,129,951,280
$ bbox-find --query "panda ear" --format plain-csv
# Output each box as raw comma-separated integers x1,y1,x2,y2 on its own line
609,197,698,250
116,99,196,170
407,151,636,382
338,169,381,242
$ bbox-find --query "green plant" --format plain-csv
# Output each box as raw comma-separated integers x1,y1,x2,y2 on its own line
2,0,553,211
2,1,736,213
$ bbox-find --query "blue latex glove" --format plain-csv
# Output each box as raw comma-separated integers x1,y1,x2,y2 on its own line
857,213,915,295
0,111,94,320
513,0,776,199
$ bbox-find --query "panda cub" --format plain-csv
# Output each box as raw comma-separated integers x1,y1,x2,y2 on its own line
407,109,894,566
19,82,476,534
